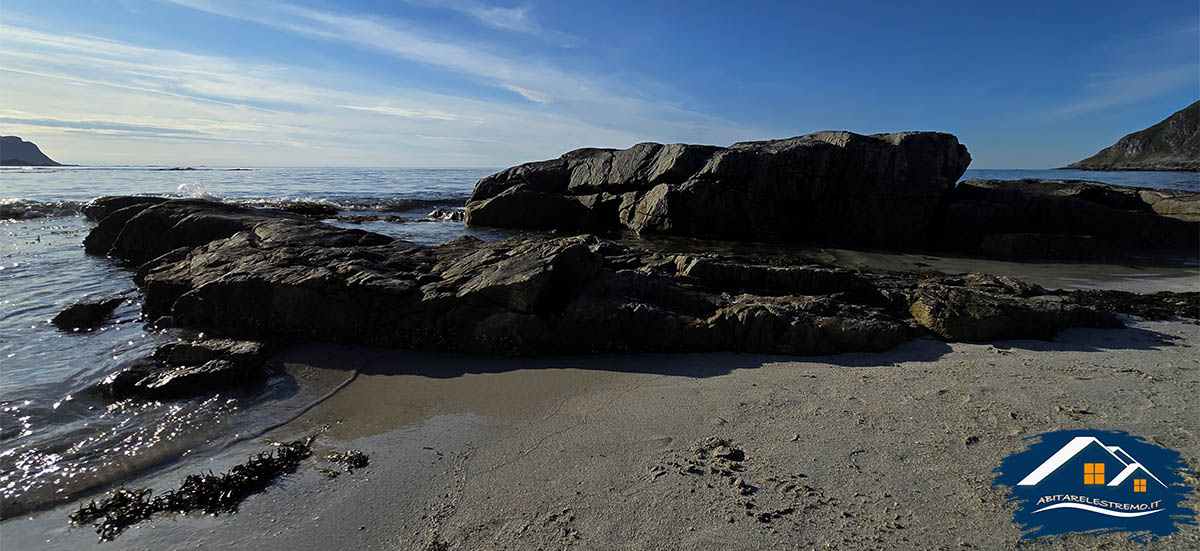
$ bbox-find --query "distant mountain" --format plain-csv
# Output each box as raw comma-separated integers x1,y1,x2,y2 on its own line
1066,101,1199,172
0,136,62,166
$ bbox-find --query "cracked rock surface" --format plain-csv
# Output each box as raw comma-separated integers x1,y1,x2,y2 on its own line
81,196,1146,362
465,131,971,249
462,133,1198,259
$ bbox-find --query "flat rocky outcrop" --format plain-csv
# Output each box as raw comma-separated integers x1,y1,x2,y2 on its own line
936,179,1200,258
1066,101,1200,172
465,131,971,248
81,197,1153,369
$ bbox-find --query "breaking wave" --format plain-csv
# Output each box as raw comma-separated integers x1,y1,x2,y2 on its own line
0,194,471,221
0,199,87,220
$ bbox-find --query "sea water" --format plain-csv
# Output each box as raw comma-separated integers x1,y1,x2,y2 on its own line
0,166,1195,516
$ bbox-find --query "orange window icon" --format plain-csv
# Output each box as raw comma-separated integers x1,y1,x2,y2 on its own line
1134,479,1147,492
1084,463,1105,485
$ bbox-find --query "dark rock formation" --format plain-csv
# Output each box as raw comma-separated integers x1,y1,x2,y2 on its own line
82,197,310,265
465,134,1196,259
0,135,61,166
335,214,406,224
1060,290,1199,321
1066,101,1200,171
52,297,124,331
107,339,268,399
81,197,1147,366
937,179,1199,258
904,286,1116,341
465,131,971,248
273,202,339,218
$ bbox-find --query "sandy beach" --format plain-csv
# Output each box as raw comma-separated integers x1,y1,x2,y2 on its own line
4,4,1199,549
6,316,1197,550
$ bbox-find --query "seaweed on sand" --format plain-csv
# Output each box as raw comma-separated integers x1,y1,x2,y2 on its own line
66,488,157,542
69,436,315,542
326,450,369,471
316,449,370,478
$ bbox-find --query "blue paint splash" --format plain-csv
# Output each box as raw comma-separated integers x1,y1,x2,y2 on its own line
993,429,1196,544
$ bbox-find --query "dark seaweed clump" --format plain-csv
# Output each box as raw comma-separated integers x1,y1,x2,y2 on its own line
69,436,315,541
327,450,369,470
318,449,370,478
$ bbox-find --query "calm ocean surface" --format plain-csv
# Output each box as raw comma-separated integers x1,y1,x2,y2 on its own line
0,166,1196,515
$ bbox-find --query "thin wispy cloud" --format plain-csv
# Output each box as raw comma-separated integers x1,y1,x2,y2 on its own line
399,0,582,45
501,84,551,104
0,116,204,136
163,0,570,104
338,105,462,121
1050,65,1197,118
0,9,752,165
158,0,735,136
1047,22,1198,120
410,0,540,34
466,3,537,33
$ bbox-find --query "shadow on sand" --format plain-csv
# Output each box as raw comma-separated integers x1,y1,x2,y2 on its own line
272,323,1180,380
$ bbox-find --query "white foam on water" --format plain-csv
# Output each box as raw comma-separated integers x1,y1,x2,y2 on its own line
175,182,219,200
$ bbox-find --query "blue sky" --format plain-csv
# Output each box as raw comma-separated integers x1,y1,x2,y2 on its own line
1,0,1196,167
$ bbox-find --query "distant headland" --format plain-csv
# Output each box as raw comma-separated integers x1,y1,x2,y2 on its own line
1,135,62,166
1065,100,1200,172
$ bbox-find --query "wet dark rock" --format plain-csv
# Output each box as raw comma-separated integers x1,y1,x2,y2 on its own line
335,214,406,224
82,197,1177,359
107,339,268,399
374,197,469,212
82,196,170,222
466,131,971,248
51,297,124,331
83,196,387,265
273,202,339,218
938,179,1199,255
152,338,267,367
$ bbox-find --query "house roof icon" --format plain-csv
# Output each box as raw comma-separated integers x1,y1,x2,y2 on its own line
1016,436,1168,488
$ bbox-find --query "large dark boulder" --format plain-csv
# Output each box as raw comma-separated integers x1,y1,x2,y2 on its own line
52,297,124,331
78,197,1150,361
83,196,387,265
466,132,971,248
937,179,1200,256
107,339,268,399
903,284,1122,341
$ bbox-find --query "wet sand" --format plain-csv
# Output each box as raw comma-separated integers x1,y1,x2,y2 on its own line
6,318,1199,550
